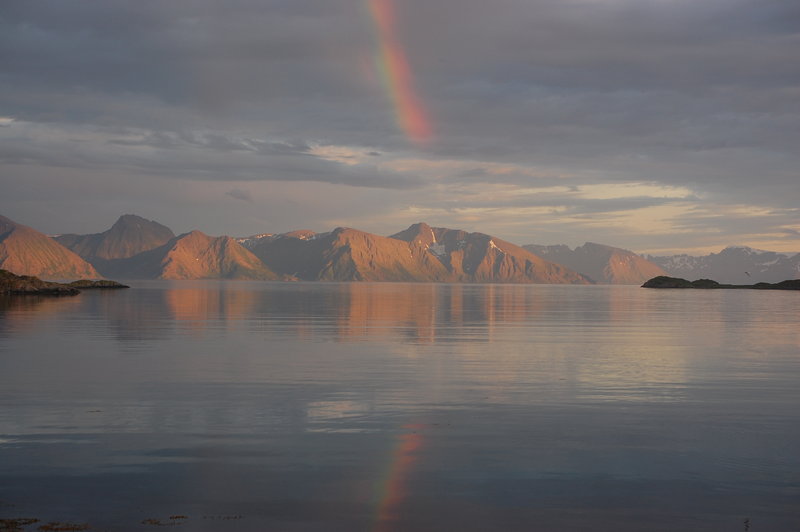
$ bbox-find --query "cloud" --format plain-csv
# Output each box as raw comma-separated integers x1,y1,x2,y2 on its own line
108,131,313,155
0,121,424,190
1,0,799,252
226,188,253,202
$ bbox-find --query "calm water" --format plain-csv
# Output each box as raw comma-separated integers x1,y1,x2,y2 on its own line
1,282,799,531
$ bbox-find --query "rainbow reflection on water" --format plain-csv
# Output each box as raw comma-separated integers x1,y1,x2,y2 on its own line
373,424,424,531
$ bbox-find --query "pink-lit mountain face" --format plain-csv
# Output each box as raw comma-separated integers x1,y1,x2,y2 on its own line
25,213,793,285
0,215,100,280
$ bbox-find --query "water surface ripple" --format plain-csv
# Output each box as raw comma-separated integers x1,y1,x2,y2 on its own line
1,282,798,531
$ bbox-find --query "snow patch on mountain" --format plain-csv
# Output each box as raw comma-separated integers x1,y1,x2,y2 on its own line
428,242,447,257
236,233,275,250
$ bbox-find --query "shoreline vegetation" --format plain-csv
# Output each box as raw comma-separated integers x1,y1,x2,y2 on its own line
0,269,129,296
642,275,800,290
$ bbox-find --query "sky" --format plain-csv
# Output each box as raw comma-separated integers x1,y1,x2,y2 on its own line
1,0,799,255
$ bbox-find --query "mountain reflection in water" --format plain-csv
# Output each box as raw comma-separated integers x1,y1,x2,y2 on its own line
1,281,799,531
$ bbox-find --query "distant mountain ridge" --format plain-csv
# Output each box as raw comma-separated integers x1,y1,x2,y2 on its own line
56,214,175,261
98,230,279,280
247,222,591,283
53,215,275,280
390,223,590,284
251,225,455,282
5,212,796,284
523,242,668,284
646,246,800,284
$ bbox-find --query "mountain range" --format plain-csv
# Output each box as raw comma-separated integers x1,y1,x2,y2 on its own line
242,222,590,283
90,230,280,280
1,213,797,284
645,246,800,284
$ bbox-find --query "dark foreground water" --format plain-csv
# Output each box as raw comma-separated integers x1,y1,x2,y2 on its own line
1,282,798,531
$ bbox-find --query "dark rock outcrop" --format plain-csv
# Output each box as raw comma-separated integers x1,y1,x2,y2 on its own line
642,276,800,290
0,269,80,295
757,279,800,290
642,276,695,288
67,279,130,289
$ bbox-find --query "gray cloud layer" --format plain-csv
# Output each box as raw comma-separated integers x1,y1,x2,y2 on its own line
1,0,798,251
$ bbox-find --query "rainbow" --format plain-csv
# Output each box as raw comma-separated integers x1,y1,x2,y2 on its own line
367,0,433,145
373,425,424,531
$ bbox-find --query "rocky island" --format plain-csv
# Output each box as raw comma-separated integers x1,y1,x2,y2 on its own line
66,279,131,289
642,275,800,290
0,269,128,296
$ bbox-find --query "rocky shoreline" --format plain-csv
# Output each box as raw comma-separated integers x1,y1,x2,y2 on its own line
0,269,128,296
642,275,800,290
